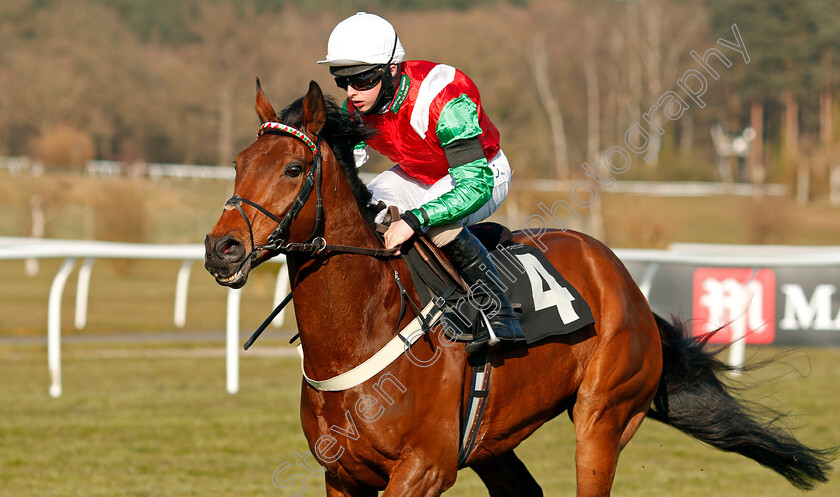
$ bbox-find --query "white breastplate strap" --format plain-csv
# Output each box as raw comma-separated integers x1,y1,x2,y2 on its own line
296,300,443,392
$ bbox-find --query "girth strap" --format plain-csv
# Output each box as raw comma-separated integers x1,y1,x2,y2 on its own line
458,348,493,467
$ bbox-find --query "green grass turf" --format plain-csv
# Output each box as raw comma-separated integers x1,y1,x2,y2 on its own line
1,345,837,496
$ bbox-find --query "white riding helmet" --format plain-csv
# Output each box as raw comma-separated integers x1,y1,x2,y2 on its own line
317,12,405,76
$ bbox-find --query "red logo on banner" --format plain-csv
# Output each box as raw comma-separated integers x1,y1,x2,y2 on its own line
692,268,776,344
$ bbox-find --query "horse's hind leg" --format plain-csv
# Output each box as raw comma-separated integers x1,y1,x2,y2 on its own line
471,450,543,497
572,405,648,497
572,324,660,496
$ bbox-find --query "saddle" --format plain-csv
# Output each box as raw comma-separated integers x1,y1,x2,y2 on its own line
378,206,472,293
377,206,595,344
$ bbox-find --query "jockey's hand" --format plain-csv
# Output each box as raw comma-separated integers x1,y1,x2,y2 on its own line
383,219,415,255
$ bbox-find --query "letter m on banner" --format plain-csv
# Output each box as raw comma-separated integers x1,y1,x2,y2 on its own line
692,268,776,344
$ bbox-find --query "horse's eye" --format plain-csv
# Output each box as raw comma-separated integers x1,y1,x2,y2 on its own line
285,163,303,177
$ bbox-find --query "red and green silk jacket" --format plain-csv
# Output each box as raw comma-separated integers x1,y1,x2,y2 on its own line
350,60,501,229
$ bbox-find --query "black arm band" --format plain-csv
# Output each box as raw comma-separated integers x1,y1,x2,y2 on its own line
419,208,430,226
442,138,485,168
401,210,423,233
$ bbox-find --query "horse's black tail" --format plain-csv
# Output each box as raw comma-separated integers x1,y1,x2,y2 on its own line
647,313,834,490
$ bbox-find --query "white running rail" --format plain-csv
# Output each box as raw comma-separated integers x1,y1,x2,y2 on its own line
0,237,288,397
5,238,840,395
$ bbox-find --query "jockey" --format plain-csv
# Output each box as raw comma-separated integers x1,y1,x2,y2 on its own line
318,12,524,354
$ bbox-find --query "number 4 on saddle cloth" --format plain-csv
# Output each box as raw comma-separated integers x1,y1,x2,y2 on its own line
398,223,595,345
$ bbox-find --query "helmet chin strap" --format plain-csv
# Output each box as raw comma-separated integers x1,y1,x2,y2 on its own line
361,32,400,116
362,65,399,116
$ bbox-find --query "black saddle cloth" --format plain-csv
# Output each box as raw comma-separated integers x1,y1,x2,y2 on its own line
401,223,595,344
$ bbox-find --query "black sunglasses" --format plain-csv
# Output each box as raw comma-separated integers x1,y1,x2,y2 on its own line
334,67,385,91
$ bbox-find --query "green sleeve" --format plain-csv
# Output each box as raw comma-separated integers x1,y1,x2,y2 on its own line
407,95,493,227
435,94,483,146
410,158,493,227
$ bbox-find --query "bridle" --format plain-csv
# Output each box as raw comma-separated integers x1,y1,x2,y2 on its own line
224,121,397,267
223,121,408,350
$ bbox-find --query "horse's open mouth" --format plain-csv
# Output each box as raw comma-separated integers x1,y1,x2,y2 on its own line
206,257,252,289
215,268,248,287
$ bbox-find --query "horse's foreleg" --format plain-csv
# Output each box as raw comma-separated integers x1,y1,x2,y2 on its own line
324,475,348,497
325,474,377,497
471,450,544,497
380,449,456,497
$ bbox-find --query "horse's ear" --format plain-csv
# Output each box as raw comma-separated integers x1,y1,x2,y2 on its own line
255,77,277,124
302,80,326,136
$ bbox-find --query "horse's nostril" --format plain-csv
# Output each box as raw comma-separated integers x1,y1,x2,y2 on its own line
220,239,236,254
214,235,244,260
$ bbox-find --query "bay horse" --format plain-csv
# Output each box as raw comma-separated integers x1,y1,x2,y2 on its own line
204,80,832,496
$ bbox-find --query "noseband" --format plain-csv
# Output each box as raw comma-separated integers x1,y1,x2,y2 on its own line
223,122,412,350
225,122,396,265
224,122,325,265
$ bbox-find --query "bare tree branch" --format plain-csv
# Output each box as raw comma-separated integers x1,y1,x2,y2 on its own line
528,33,569,180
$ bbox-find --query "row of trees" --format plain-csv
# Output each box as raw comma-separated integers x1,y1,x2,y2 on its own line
0,0,838,192
707,0,840,190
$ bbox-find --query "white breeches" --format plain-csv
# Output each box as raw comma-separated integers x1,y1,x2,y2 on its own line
367,149,512,227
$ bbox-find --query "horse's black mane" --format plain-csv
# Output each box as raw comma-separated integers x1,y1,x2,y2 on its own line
277,96,380,225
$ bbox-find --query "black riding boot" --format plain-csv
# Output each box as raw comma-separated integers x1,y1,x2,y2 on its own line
441,229,525,354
